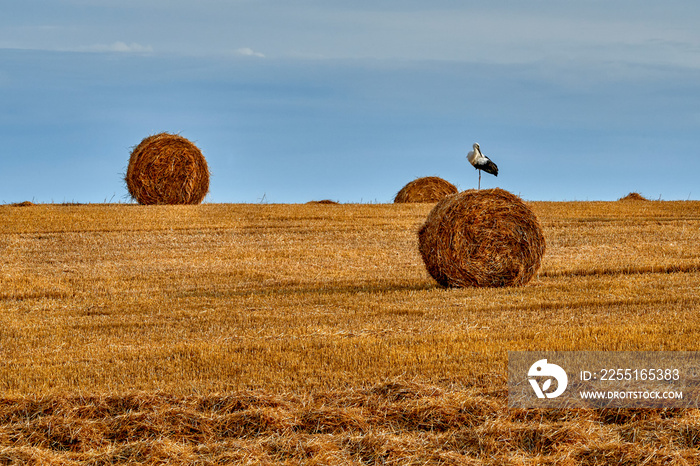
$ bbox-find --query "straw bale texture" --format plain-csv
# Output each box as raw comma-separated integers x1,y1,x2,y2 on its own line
418,188,545,288
394,177,457,203
126,133,209,205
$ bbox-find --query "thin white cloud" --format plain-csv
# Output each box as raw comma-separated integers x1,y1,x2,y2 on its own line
83,41,153,53
0,40,154,54
234,47,265,58
3,2,699,69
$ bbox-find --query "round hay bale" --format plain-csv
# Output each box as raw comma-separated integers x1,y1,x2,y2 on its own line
306,200,340,205
418,188,545,288
125,133,209,205
394,176,458,203
618,192,649,201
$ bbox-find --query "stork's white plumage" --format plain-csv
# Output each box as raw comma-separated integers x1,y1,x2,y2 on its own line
467,143,498,189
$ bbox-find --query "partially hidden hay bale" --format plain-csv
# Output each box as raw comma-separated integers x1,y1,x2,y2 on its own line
418,188,545,288
618,192,649,201
306,200,340,205
125,133,209,205
394,177,458,203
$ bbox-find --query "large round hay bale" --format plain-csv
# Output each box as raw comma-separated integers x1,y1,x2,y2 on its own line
418,188,545,288
125,133,209,205
394,176,458,203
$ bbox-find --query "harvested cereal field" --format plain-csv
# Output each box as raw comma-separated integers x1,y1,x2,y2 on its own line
1,201,700,464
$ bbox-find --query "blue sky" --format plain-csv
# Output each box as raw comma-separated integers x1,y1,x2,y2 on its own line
2,1,699,203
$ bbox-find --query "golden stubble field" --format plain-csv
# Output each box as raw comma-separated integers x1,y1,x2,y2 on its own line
1,200,699,464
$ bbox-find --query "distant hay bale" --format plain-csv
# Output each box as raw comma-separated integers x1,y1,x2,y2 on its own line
618,192,649,201
418,188,545,288
307,200,340,205
12,201,34,207
125,133,209,205
394,177,458,203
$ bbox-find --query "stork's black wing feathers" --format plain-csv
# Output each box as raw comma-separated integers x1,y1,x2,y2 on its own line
475,158,498,176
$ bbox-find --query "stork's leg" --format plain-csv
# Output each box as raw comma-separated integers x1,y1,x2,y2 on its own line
478,170,481,190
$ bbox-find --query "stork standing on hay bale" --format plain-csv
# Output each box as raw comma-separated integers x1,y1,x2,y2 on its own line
467,143,498,189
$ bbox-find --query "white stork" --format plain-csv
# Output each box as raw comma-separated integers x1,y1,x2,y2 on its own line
467,143,498,189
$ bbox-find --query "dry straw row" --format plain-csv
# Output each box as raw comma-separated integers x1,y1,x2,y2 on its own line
0,384,696,464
